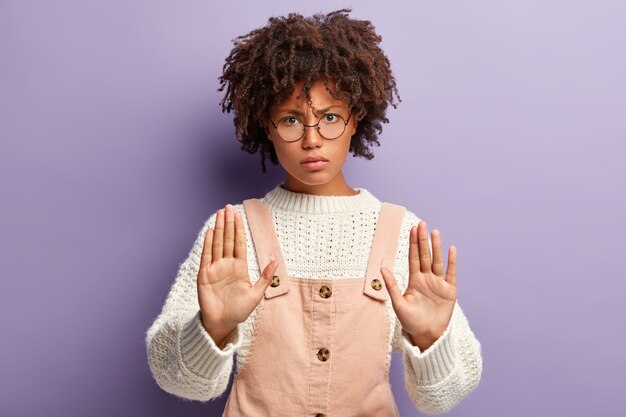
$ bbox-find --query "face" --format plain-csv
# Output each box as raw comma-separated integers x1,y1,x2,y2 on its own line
265,80,358,196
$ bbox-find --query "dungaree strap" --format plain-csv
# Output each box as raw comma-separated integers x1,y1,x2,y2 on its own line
363,203,406,301
242,199,290,299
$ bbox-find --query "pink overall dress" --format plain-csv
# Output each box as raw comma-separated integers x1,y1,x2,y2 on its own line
222,198,406,417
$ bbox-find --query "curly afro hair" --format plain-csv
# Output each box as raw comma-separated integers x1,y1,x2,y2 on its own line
218,8,400,173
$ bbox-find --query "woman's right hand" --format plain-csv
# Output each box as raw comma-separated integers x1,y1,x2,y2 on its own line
197,204,278,347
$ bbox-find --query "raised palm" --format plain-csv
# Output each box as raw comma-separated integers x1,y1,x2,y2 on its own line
380,221,457,349
197,204,278,336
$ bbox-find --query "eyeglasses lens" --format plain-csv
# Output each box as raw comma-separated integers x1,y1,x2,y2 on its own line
277,115,346,142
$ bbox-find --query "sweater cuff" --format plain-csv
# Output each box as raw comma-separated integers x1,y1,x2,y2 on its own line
401,313,457,386
180,311,241,378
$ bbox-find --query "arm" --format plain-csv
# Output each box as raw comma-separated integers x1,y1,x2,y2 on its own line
395,301,483,415
389,212,483,414
145,213,243,402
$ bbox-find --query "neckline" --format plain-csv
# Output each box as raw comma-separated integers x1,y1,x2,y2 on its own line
261,184,380,214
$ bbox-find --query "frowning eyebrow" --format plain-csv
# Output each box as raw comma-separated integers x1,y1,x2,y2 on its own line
276,105,345,117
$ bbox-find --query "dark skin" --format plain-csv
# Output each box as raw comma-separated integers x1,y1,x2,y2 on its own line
198,205,458,351
381,223,457,350
199,78,456,351
218,9,401,173
197,205,279,349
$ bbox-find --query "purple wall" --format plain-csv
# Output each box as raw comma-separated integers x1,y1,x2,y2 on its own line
2,1,625,415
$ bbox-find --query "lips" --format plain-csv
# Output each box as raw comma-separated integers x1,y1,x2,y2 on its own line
301,156,329,164
301,156,329,171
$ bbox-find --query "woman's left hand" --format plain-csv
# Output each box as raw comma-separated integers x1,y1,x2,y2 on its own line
380,221,457,351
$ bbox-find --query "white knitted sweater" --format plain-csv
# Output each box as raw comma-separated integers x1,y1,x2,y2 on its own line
146,185,482,414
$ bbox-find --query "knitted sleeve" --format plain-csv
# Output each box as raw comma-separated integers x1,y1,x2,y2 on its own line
145,212,243,402
391,211,483,414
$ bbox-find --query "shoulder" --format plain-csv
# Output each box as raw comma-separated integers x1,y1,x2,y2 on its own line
359,188,422,223
402,207,423,229
380,200,424,231
380,203,425,265
396,207,422,250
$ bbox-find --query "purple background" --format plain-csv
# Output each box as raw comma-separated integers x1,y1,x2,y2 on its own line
1,1,625,416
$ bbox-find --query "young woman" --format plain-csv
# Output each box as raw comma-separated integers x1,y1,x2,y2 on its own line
146,9,482,416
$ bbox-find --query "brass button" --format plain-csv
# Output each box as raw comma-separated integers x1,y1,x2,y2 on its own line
317,348,330,362
371,278,382,290
270,275,280,287
319,285,332,298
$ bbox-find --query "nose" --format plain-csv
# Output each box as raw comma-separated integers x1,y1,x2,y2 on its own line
301,125,323,149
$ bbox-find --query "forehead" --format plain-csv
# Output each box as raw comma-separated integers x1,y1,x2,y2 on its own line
276,80,349,112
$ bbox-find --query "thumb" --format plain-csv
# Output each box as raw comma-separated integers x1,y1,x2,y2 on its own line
380,267,404,308
251,260,279,301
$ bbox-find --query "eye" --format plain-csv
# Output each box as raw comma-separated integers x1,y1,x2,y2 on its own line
322,114,340,123
280,116,301,126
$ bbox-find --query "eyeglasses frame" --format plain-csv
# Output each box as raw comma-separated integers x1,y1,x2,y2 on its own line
267,110,353,142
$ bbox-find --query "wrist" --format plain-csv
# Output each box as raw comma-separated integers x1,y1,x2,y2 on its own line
408,332,437,351
405,327,443,351
205,325,238,350
200,312,238,349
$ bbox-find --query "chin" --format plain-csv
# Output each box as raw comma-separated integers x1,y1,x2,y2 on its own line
283,169,333,184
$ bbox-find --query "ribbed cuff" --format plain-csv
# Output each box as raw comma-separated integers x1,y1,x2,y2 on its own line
180,311,241,377
401,313,457,386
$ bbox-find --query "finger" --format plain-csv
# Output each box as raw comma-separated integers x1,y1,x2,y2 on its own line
380,267,405,309
212,209,225,262
252,260,279,301
445,245,457,286
223,204,235,258
418,221,432,273
431,229,445,277
233,210,248,265
408,226,421,278
199,226,214,272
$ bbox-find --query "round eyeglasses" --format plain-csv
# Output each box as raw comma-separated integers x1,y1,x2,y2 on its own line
268,111,352,142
